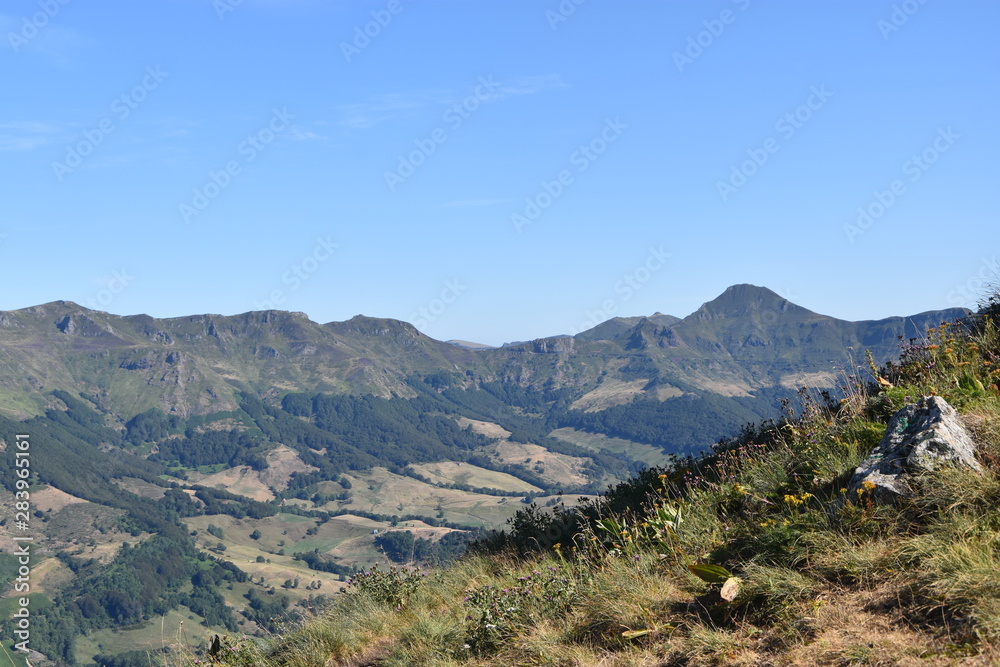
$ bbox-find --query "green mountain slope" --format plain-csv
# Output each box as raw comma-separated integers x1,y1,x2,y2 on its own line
0,287,967,458
0,303,478,419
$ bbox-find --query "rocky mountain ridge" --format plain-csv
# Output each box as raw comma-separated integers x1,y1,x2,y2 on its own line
0,286,968,425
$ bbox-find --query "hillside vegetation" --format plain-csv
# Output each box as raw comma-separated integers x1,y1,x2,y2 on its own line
198,293,1000,666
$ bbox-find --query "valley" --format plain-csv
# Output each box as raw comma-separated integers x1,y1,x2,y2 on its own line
0,285,968,665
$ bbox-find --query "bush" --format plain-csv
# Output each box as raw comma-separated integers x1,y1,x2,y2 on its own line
462,564,580,656
344,564,423,609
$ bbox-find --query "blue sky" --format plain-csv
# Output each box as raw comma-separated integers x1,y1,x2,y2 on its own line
1,0,997,346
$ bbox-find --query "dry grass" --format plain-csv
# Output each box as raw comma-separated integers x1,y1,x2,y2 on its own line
570,378,651,412
489,441,592,488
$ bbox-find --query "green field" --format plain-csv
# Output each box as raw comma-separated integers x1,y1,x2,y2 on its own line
0,641,30,667
72,607,225,665
0,554,20,590
185,512,375,594
0,593,52,619
331,467,537,528
549,427,674,468
408,461,542,493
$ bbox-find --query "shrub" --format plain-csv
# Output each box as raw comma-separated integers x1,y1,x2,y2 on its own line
343,564,423,609
462,564,580,656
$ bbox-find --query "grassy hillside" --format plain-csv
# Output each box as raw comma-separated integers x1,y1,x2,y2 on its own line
186,300,1000,665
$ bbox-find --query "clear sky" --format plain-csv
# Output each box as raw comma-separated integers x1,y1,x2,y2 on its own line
1,0,997,346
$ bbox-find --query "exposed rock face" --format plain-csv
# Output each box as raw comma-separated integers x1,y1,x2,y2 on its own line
849,396,982,501
531,336,574,354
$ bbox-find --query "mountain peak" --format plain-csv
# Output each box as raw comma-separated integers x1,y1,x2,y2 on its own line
691,284,815,321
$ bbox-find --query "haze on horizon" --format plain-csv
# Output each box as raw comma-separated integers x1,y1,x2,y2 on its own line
1,0,997,346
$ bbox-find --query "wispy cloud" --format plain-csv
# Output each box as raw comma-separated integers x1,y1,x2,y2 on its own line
494,74,567,99
331,90,450,129
289,127,326,142
332,75,566,130
0,121,59,152
147,117,205,140
0,14,96,67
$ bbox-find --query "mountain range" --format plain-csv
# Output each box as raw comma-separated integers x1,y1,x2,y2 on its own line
0,284,966,429
0,285,969,665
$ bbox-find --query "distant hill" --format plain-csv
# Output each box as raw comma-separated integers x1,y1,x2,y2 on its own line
0,303,476,418
574,312,681,342
490,284,966,401
446,340,497,350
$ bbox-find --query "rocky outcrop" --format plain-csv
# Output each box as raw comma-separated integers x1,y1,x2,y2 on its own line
849,396,982,501
56,315,76,334
531,336,575,354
